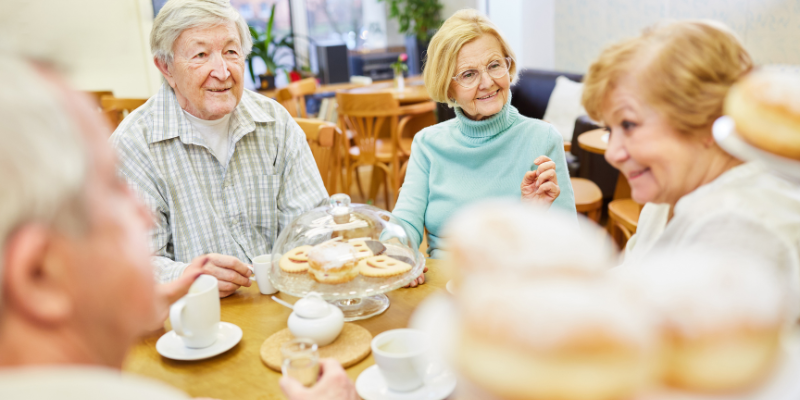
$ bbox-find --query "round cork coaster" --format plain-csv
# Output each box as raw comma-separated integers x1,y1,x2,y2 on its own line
260,323,372,371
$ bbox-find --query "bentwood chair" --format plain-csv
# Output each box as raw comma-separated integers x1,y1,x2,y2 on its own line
276,78,317,118
294,118,342,195
608,198,642,249
100,97,148,130
336,92,436,209
571,177,603,223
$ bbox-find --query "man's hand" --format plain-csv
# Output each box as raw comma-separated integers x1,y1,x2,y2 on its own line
148,256,207,333
403,266,428,288
280,359,358,400
183,253,252,297
521,155,560,206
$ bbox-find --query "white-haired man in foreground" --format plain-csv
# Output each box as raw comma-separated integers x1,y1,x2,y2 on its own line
0,54,356,400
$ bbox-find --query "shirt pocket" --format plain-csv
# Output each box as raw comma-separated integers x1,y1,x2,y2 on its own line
248,174,281,247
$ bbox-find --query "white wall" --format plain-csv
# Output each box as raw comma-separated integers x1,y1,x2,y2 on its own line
486,0,555,70
2,0,162,98
555,0,800,73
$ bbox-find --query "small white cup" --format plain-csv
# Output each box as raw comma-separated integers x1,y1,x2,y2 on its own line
169,274,220,348
371,329,436,392
252,254,278,295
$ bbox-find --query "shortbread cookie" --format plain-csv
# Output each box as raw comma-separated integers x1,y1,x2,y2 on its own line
279,245,312,273
349,240,374,259
359,255,412,277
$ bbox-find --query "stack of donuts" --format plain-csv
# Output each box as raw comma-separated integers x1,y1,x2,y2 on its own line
443,201,791,400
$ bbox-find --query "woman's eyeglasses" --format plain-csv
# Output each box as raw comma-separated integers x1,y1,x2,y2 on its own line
451,57,513,89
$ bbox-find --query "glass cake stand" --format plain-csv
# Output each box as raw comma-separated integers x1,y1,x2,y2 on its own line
269,194,426,321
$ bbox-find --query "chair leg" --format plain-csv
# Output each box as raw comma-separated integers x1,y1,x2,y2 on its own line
383,174,391,210
346,163,358,199
355,166,366,199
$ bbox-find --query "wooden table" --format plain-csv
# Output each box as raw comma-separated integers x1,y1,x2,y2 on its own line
345,78,430,105
257,76,430,105
123,259,449,399
577,128,631,200
576,128,608,155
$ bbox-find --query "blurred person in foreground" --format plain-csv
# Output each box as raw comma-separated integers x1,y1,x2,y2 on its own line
582,21,800,293
0,53,355,400
110,0,328,297
391,9,576,266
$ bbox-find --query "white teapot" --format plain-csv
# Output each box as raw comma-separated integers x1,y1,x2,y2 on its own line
288,292,344,346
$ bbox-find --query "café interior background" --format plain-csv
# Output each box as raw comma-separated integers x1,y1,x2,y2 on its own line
6,0,799,99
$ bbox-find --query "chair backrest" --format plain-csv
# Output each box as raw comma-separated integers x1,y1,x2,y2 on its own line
277,78,318,118
336,92,400,165
275,87,298,117
100,97,148,130
294,118,340,195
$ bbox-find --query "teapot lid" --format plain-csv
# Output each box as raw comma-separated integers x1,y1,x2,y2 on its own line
294,292,331,319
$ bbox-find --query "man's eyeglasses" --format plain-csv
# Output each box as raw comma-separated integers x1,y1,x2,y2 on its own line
451,57,514,89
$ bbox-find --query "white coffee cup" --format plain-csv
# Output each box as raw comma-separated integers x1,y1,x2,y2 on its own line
371,329,436,392
169,274,220,348
252,254,278,295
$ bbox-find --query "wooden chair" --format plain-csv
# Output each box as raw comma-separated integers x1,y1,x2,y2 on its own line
100,97,147,130
608,198,642,249
336,92,435,209
571,177,603,223
276,78,317,118
84,90,113,108
294,118,341,195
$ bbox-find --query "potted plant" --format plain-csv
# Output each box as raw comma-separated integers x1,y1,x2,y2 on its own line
378,0,443,74
391,53,408,91
247,3,294,90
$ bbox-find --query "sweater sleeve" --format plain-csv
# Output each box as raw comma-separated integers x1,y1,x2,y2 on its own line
544,125,577,218
391,133,431,253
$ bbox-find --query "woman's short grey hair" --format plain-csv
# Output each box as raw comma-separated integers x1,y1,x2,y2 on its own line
151,0,253,65
0,53,89,302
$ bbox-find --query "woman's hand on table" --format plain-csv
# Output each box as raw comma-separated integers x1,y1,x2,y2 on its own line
403,266,428,288
280,358,358,400
521,155,561,206
182,253,252,297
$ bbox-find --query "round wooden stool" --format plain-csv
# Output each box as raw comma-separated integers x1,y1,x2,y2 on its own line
608,199,642,249
571,177,603,223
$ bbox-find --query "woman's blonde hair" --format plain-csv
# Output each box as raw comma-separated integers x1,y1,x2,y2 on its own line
423,9,517,107
582,20,752,137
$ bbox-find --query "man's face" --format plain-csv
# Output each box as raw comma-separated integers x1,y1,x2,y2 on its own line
51,86,157,356
161,23,245,120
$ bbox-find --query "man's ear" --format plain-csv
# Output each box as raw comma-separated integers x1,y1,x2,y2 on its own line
3,224,73,326
154,57,176,89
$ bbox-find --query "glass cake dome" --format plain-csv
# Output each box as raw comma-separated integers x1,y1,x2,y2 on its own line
270,194,426,321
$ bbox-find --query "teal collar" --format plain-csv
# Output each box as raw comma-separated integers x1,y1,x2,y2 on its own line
454,92,517,139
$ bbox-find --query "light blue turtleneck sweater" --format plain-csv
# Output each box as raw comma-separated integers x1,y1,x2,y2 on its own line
392,101,577,259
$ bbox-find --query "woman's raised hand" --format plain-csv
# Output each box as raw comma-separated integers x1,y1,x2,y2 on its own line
521,156,560,206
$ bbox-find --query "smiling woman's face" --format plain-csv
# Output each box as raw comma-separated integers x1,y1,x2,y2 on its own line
159,23,245,120
602,76,710,205
448,35,510,121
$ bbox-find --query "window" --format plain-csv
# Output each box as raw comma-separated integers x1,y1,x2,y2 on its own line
305,0,363,48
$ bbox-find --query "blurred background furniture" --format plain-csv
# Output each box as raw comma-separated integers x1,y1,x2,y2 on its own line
337,92,435,209
571,177,603,223
100,97,147,130
294,118,341,195
608,199,642,249
276,78,318,118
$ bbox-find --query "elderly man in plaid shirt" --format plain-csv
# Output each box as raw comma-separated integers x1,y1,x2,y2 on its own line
111,0,328,297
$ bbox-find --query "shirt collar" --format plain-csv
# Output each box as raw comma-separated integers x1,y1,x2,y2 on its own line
147,84,275,145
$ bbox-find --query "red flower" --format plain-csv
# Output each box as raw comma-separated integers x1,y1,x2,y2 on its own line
399,53,408,62
289,70,301,82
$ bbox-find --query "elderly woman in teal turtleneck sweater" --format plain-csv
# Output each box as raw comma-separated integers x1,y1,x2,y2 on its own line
393,9,576,278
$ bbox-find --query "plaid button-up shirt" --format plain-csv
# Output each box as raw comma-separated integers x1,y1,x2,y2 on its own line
111,84,328,283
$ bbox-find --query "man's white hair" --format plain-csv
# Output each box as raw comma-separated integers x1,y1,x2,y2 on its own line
150,0,253,65
0,53,89,301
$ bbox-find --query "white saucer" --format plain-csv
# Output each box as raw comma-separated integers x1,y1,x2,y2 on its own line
713,116,800,182
355,365,456,400
156,322,242,361
445,280,455,295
